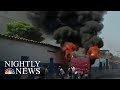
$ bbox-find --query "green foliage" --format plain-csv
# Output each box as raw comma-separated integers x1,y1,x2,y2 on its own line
5,21,44,41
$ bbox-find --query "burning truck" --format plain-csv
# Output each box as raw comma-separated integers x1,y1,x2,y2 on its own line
27,11,107,78
62,42,101,78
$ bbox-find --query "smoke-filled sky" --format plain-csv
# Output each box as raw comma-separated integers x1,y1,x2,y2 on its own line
28,11,106,52
27,11,120,56
100,11,120,56
42,11,120,56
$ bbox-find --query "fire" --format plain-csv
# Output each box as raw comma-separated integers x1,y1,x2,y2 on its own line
87,44,100,59
62,42,77,61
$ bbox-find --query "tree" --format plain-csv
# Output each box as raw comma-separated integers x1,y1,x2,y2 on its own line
5,21,44,41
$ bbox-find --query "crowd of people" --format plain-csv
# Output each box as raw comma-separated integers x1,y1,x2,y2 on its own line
30,65,88,79
58,66,87,79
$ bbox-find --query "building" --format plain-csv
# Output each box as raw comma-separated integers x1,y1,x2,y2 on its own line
0,11,65,67
0,11,59,46
0,34,65,63
0,33,65,79
100,50,113,59
91,50,113,70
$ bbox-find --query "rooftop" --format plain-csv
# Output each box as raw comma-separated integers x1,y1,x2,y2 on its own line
0,34,60,48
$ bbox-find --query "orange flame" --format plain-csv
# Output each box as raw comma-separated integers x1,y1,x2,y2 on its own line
62,42,77,61
87,44,100,59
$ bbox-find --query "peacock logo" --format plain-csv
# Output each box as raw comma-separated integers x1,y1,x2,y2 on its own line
5,68,15,74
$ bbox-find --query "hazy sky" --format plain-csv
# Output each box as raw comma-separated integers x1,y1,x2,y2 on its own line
43,11,120,56
100,11,120,56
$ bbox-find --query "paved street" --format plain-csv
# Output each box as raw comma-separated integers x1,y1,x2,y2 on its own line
100,77,120,79
91,69,120,79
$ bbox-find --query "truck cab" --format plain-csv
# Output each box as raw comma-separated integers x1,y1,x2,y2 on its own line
70,55,91,79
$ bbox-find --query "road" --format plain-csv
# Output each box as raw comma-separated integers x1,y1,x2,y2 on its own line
100,77,120,79
91,69,120,79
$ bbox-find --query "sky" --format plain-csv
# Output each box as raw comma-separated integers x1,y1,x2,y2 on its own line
100,11,120,56
43,11,120,56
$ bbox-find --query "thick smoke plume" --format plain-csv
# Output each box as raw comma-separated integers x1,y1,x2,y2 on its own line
27,11,107,51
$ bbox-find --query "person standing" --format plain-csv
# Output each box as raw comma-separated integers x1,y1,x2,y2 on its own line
74,70,78,79
68,66,72,79
45,67,48,79
59,66,65,79
71,66,75,79
80,71,84,79
39,67,45,79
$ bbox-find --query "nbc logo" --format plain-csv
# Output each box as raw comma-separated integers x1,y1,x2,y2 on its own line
5,68,15,74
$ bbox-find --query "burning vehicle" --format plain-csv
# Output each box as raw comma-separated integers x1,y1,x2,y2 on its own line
27,11,107,78
70,54,90,79
69,45,100,78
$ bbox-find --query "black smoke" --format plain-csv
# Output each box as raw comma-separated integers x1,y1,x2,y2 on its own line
27,11,107,50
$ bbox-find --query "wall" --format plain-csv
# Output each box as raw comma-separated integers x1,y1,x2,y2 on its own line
0,37,63,63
